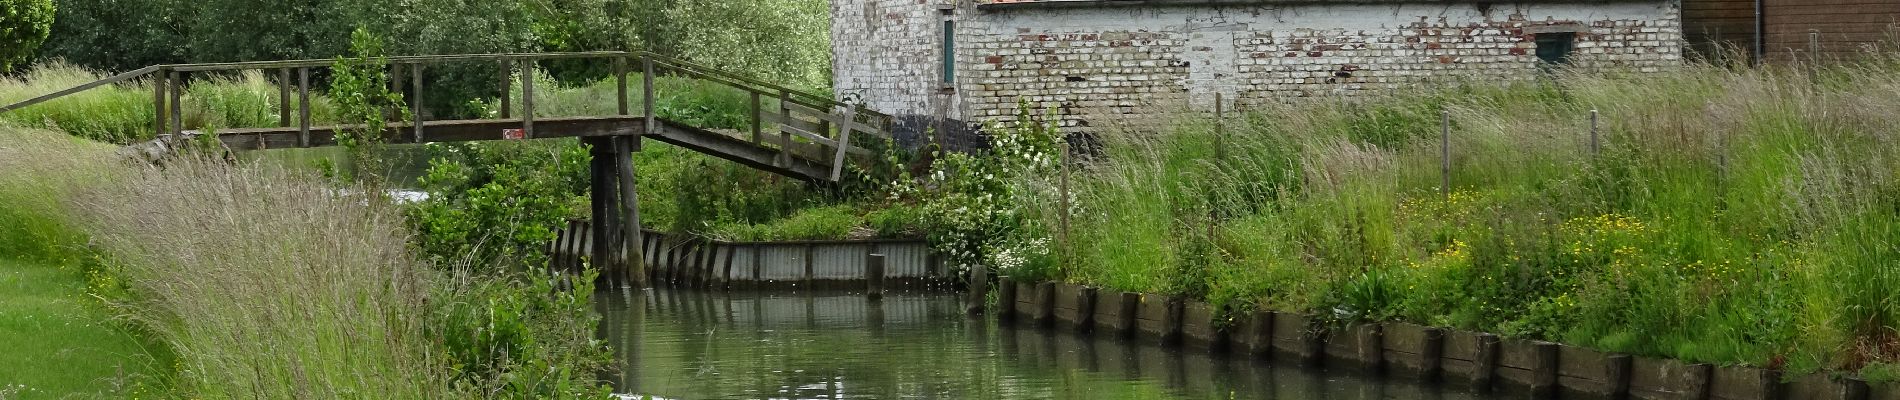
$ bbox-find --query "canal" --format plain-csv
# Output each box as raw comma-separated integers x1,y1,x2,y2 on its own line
596,290,1510,399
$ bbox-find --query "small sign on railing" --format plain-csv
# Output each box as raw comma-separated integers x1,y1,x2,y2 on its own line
503,128,526,140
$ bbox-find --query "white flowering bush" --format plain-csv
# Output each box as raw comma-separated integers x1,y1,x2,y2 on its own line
892,102,1064,281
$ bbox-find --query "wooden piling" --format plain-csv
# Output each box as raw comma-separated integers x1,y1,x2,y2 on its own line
1034,281,1056,327
966,265,988,315
866,253,885,300
585,137,621,287
614,136,645,288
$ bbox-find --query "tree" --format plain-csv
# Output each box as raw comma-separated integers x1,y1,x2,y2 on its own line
0,0,55,72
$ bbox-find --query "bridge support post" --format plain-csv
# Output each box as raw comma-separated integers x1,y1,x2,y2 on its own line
615,136,646,288
585,136,623,288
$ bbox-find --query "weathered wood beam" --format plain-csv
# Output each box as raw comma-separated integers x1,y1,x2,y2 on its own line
215,117,646,150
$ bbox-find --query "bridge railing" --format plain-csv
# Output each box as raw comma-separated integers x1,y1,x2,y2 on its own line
0,51,894,177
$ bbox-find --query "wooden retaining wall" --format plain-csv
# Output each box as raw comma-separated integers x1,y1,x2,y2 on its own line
992,277,1894,400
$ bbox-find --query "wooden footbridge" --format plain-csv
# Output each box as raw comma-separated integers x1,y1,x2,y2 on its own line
0,51,895,288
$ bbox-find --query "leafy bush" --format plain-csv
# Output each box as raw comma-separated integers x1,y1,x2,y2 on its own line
893,102,1063,282
0,0,53,72
409,140,590,270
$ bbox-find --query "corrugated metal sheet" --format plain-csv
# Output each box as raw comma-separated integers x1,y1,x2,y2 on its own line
877,242,933,278
812,243,871,279
566,227,944,287
759,246,807,281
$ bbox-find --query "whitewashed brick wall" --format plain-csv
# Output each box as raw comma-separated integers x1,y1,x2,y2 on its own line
835,1,1684,135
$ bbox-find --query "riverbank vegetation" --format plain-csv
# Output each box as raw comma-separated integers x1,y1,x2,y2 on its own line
0,123,610,397
990,57,1900,380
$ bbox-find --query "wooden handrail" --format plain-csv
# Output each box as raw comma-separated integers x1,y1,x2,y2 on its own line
0,51,895,145
0,65,161,113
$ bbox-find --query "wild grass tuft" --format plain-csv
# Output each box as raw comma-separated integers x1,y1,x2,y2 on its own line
1064,55,1900,377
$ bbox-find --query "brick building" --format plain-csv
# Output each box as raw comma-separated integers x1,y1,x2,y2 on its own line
833,0,1686,141
1684,0,1900,64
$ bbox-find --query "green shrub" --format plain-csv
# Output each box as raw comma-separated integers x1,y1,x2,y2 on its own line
0,0,53,72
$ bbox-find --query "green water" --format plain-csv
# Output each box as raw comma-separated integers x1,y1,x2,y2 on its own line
596,290,1504,400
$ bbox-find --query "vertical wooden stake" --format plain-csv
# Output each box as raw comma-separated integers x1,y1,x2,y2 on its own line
277,68,291,128
643,57,657,134
585,137,620,287
498,60,512,119
777,90,794,166
1420,327,1446,382
1057,140,1072,278
1214,92,1227,161
411,64,424,142
1589,109,1600,157
750,92,763,144
169,71,183,137
153,68,168,139
615,56,630,116
1473,333,1501,391
966,265,989,315
615,136,645,288
1440,109,1451,198
866,253,886,301
298,68,311,147
520,59,536,138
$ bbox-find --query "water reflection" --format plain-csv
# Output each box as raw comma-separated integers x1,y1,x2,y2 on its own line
596,290,1498,400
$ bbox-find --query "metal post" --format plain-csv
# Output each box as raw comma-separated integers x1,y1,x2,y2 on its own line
1440,110,1451,198
277,68,291,128
298,68,311,147
867,253,886,301
520,59,536,138
411,64,424,142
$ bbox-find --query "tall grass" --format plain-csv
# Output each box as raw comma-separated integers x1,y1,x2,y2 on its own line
0,63,339,145
70,156,452,398
0,125,171,397
1064,57,1900,376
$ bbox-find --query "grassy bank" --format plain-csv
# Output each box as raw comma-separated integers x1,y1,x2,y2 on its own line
1035,58,1900,378
0,128,169,398
0,125,609,398
0,258,170,398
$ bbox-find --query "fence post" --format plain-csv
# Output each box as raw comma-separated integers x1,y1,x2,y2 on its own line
498,60,512,119
411,64,424,143
1589,109,1600,158
298,68,311,147
169,70,183,137
615,56,629,116
643,56,657,135
1440,109,1451,198
153,68,168,139
520,58,536,138
1058,140,1072,278
277,68,291,128
867,253,886,301
750,92,764,144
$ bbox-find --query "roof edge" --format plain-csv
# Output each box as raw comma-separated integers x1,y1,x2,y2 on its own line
977,0,1661,11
